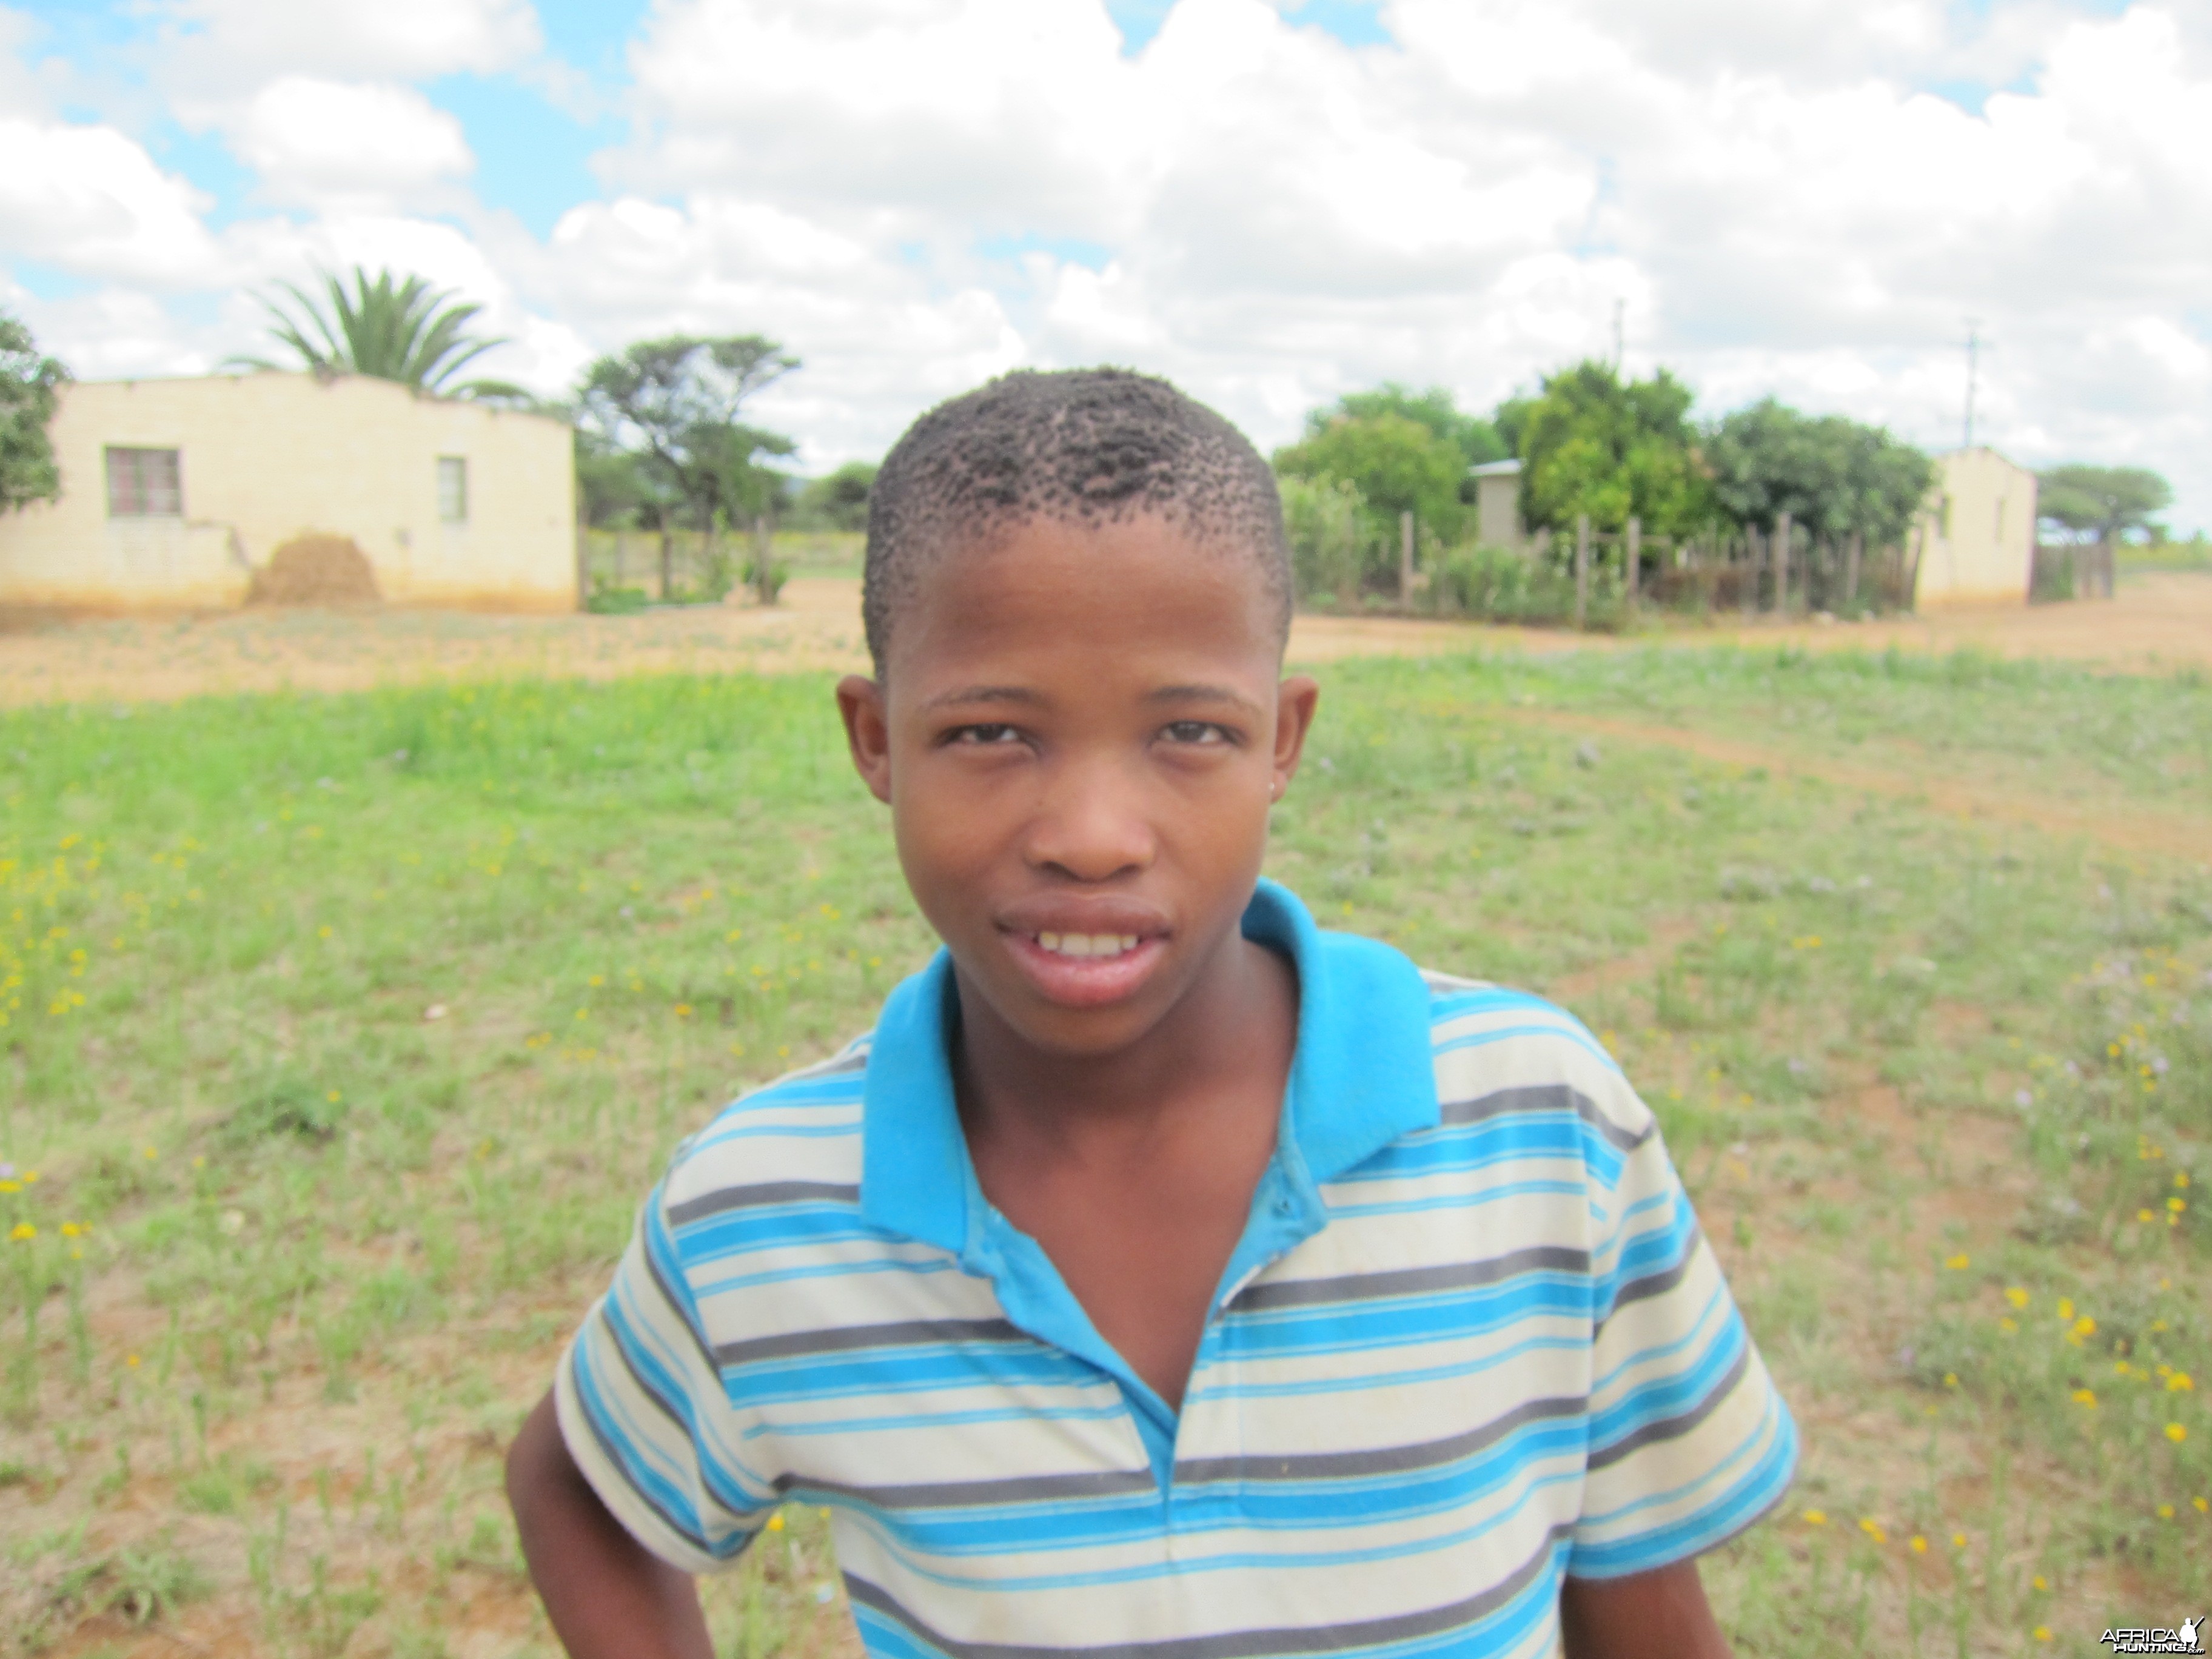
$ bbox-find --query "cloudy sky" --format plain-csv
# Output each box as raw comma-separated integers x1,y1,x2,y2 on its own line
3,0,2208,529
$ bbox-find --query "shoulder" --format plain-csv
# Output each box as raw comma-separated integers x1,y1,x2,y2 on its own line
655,1031,873,1222
1415,967,1657,1161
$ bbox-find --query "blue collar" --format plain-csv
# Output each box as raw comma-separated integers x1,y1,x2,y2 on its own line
857,878,1440,1257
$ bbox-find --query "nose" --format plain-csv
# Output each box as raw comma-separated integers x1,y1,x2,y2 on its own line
1024,751,1156,883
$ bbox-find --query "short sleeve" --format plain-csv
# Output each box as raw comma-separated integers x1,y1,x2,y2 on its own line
1569,1105,1798,1578
555,1178,777,1574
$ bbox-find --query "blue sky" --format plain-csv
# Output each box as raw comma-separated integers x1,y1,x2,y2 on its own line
2,0,2207,526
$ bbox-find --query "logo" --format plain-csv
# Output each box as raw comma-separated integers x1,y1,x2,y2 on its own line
2100,1620,2203,1655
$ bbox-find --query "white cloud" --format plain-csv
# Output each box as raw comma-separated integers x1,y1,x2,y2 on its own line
0,118,221,284
225,78,474,206
4,0,2210,528
155,0,538,89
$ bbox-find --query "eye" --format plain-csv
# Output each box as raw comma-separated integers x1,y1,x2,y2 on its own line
947,723,1025,746
1160,720,1233,746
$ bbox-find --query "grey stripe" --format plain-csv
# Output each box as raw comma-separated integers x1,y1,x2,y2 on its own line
842,1521,1572,1659
1175,1389,1584,1486
1586,1341,1751,1472
1596,1221,1702,1332
1230,1243,1590,1313
714,1316,1024,1369
668,1181,860,1227
776,1466,1157,1511
595,1298,692,1435
1438,1082,1652,1153
642,1227,726,1378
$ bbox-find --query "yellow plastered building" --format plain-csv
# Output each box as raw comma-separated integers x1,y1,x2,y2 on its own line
0,371,577,612
1914,446,2037,606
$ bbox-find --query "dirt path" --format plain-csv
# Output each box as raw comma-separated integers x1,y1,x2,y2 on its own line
6,572,2205,710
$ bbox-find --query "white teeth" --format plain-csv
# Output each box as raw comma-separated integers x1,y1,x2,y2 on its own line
1035,933,1140,959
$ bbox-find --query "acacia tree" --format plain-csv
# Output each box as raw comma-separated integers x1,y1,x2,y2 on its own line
577,335,799,602
1,310,68,512
228,267,523,398
1515,361,1709,538
2036,464,2171,545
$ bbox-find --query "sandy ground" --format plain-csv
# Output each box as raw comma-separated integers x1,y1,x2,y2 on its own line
2,571,2207,709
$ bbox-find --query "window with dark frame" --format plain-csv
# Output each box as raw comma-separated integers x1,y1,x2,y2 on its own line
437,456,468,524
106,448,183,517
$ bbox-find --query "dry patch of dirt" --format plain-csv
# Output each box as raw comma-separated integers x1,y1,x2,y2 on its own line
5,572,2207,711
246,534,381,608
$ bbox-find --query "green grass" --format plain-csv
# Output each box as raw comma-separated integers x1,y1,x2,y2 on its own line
1,646,2207,1657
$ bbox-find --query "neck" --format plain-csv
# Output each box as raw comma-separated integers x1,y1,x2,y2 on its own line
951,930,1295,1164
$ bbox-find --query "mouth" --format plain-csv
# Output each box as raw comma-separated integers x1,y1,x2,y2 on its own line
996,911,1172,1009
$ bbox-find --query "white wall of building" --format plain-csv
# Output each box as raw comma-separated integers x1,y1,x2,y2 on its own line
1914,447,2038,607
0,372,576,611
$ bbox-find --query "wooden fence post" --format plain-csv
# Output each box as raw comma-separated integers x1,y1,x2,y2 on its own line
1845,530,1862,609
575,506,589,611
1741,527,1760,617
1399,511,1415,609
1773,510,1792,614
1574,514,1591,631
1625,516,1641,608
659,527,674,602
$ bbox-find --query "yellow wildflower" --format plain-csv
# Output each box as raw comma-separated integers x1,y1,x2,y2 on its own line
1801,1509,1827,1526
767,1512,786,1533
1951,1532,1967,1549
2167,1423,2188,1443
2170,1373,2194,1392
1944,1253,1970,1271
1858,1518,1886,1544
2004,1287,2029,1309
2072,1389,2097,1409
1909,1535,1927,1555
8,1222,33,1241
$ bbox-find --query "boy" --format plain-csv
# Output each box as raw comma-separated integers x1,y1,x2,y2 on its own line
507,370,1796,1659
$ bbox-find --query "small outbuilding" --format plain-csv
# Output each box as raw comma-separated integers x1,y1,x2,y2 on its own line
1912,447,2038,606
0,371,577,612
1470,458,1529,554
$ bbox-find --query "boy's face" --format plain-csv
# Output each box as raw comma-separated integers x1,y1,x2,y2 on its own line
837,514,1318,1059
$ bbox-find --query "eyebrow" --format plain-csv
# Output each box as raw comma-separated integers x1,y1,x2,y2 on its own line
920,685,1048,712
1145,683,1265,716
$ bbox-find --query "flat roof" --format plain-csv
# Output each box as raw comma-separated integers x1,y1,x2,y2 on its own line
1470,459,1522,477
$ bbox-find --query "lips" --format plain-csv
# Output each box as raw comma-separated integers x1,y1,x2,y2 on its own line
994,898,1173,1008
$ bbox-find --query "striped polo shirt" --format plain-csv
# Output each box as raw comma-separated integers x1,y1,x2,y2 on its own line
557,879,1797,1659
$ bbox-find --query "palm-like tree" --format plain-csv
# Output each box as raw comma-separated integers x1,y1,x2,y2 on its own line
228,266,525,399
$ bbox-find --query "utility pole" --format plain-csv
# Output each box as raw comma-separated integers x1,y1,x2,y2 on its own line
1962,321,1980,449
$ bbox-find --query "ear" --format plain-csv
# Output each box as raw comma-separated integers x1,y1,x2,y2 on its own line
1269,675,1320,799
836,675,894,805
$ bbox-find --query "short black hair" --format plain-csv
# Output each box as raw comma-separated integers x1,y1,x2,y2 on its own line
862,367,1290,672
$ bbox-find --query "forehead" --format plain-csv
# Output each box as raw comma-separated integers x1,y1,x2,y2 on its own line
884,513,1284,694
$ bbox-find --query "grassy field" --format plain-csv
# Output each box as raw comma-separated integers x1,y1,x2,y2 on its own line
1,645,2207,1657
